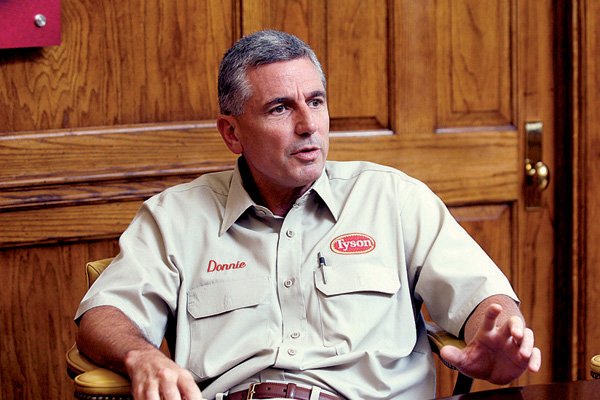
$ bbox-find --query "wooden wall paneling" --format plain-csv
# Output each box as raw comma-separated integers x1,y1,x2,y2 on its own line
396,0,516,135
394,0,515,134
0,1,237,397
393,0,555,392
0,121,237,247
436,0,513,129
515,0,556,387
325,0,389,131
0,0,565,398
573,0,600,380
0,122,232,189
328,133,518,204
391,1,525,394
394,0,435,136
241,0,389,133
391,0,519,201
241,0,517,205
0,202,139,248
241,0,326,55
0,240,119,400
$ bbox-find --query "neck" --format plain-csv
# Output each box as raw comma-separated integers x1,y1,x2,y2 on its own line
239,158,311,216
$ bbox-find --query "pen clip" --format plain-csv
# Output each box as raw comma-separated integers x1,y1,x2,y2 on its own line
318,252,328,284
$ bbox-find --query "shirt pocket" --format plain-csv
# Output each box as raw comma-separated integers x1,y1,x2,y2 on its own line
186,276,271,379
314,263,402,352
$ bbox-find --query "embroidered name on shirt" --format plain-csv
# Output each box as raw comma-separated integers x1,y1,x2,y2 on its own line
330,233,376,254
207,259,247,272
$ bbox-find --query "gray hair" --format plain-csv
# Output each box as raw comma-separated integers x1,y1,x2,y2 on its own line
218,30,326,116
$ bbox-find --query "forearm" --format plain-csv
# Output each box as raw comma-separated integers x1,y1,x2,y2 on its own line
77,306,203,399
463,294,523,343
77,305,161,375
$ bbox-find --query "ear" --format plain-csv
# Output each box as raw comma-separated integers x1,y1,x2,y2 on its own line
217,115,243,154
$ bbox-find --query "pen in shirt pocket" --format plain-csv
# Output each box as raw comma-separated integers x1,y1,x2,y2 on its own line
318,251,328,284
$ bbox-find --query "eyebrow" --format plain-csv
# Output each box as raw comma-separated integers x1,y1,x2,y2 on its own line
262,90,327,110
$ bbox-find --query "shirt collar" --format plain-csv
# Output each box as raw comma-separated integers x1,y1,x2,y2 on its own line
311,163,341,221
219,159,340,235
220,159,254,236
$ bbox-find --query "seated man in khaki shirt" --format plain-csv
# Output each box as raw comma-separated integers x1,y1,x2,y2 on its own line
75,30,541,400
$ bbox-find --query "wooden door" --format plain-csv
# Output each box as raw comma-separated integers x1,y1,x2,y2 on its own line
0,0,560,398
244,0,557,395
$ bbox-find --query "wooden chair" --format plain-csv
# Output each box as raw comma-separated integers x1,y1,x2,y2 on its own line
66,258,473,399
66,258,131,400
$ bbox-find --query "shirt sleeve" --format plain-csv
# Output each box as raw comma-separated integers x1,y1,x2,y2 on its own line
74,202,181,346
401,182,518,337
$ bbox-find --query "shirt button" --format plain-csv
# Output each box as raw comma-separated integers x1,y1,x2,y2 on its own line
283,279,294,288
290,331,301,339
285,229,294,238
287,348,297,356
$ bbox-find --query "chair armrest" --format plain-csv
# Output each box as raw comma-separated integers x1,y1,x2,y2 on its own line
426,321,465,369
426,322,473,395
592,355,600,379
66,344,132,399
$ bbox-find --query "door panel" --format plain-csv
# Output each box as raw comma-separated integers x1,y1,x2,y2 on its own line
241,0,555,396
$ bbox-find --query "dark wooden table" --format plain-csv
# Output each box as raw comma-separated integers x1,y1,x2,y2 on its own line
437,379,600,400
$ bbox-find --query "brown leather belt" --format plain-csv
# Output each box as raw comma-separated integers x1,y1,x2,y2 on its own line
225,382,343,400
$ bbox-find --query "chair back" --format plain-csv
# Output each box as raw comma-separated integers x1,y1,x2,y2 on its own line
85,258,114,288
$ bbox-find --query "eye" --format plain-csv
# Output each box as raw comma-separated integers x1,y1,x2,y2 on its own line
308,98,325,108
269,104,287,115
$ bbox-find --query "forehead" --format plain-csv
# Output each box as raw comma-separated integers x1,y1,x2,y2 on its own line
245,58,324,101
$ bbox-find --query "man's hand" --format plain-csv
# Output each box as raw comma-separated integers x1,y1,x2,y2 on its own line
77,306,205,400
440,302,542,384
124,347,204,400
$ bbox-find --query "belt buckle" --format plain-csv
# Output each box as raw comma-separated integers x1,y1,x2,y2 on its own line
246,383,259,400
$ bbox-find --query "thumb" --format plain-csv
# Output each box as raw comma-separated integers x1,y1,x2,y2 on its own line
440,345,466,368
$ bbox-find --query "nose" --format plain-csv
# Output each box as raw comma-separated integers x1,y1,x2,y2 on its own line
295,103,317,136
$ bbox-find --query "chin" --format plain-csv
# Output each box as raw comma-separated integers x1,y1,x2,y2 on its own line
294,168,323,186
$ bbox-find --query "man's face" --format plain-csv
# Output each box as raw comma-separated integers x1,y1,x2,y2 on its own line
220,57,330,195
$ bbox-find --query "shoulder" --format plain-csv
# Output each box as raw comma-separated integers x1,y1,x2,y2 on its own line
325,160,423,188
145,169,234,209
324,161,440,212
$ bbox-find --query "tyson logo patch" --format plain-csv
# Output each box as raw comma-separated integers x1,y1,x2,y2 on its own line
330,233,376,255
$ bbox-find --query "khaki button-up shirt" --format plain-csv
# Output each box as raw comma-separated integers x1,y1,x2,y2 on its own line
76,160,517,399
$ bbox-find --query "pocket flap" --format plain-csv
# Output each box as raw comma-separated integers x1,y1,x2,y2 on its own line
315,263,400,296
187,277,270,318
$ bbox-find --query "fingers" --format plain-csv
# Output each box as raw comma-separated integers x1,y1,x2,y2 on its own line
132,368,202,400
508,316,525,341
517,327,541,373
528,346,542,372
481,303,503,333
157,368,183,400
440,345,467,368
517,326,534,358
178,371,205,400
504,320,541,374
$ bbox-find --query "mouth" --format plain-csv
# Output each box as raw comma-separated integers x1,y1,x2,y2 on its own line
291,145,321,161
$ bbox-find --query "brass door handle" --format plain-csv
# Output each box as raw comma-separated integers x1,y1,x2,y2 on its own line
525,158,550,191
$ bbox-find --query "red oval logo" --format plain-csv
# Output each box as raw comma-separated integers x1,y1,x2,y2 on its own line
330,233,376,255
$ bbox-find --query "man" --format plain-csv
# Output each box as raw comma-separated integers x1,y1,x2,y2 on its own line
76,30,541,400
